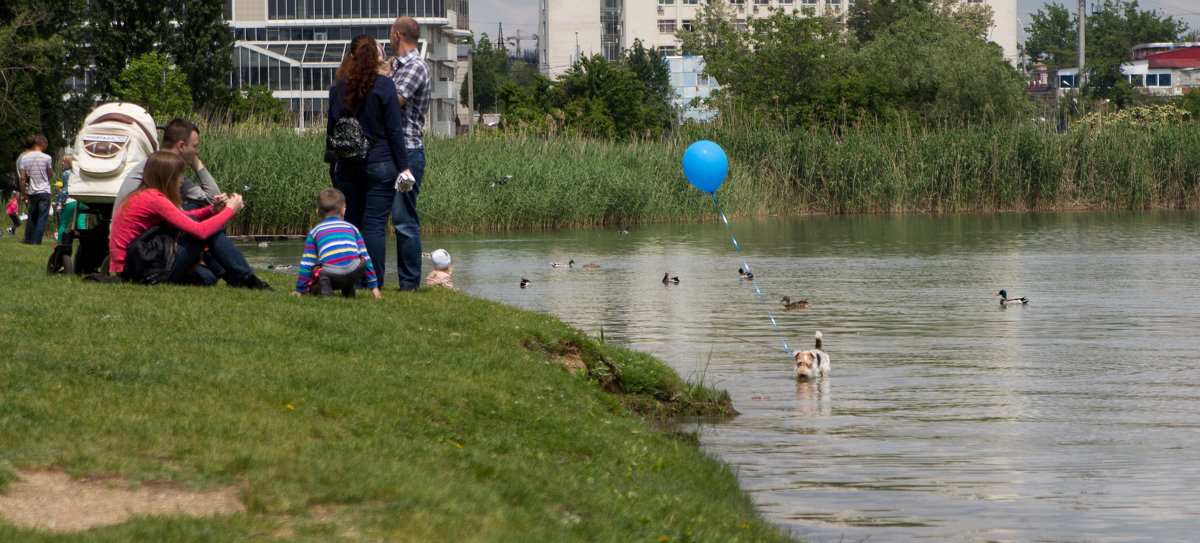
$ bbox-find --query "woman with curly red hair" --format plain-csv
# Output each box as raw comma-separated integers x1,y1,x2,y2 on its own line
326,34,409,290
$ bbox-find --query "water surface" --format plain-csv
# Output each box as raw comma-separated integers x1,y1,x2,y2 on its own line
244,212,1200,542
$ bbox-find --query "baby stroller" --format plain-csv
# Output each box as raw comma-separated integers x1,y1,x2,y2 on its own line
47,103,158,275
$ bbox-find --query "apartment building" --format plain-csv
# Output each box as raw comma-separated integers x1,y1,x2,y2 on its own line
224,0,471,136
539,0,1017,78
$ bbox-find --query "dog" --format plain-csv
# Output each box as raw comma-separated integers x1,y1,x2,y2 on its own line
793,331,830,380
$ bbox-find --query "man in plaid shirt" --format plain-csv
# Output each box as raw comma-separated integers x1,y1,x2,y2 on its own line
388,16,431,292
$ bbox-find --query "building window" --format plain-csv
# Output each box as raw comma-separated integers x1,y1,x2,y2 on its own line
1131,74,1144,86
827,0,840,4
755,0,769,4
779,0,793,3
659,0,674,4
681,19,694,31
658,19,676,32
735,18,746,31
682,0,698,3
1145,74,1158,86
1060,74,1074,88
1159,73,1172,86
660,45,676,55
802,0,817,4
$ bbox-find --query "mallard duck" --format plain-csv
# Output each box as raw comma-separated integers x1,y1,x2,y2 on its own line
618,228,629,235
739,267,754,279
662,273,680,284
551,260,574,268
520,278,531,288
781,296,810,310
998,289,1029,305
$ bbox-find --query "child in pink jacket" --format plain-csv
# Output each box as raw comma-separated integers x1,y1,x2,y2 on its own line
5,192,19,235
425,248,454,289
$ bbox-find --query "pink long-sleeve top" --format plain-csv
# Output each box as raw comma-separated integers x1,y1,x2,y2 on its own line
108,189,235,274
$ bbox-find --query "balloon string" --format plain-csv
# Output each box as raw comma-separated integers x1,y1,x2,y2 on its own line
712,193,792,355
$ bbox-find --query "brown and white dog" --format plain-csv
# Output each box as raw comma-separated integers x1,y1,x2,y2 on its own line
793,331,830,380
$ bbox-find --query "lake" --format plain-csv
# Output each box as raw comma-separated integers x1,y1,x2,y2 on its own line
243,211,1200,542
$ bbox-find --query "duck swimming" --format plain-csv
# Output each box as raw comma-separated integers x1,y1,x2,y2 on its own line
551,260,574,268
520,278,531,288
781,296,810,310
998,289,1029,305
662,273,680,284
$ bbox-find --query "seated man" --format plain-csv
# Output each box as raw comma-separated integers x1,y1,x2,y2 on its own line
115,118,272,291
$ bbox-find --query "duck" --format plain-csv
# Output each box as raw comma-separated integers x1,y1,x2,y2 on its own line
520,278,531,288
551,260,574,268
618,228,629,235
257,241,270,248
739,267,754,279
998,289,1029,305
781,296,811,310
662,273,680,284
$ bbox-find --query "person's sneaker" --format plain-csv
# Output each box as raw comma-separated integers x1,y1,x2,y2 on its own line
317,275,334,297
234,274,275,292
341,286,356,298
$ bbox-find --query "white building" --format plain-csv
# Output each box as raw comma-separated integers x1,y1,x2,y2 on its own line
224,0,471,136
538,0,1018,78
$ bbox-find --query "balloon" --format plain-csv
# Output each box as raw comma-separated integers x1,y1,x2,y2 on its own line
682,140,728,194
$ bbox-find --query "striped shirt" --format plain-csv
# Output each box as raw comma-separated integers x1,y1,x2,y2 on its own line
296,217,379,292
389,47,430,149
18,151,53,195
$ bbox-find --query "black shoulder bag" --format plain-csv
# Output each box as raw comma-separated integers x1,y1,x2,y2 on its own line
120,224,179,285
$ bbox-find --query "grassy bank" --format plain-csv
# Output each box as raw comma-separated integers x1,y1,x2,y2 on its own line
0,237,789,542
201,118,1200,235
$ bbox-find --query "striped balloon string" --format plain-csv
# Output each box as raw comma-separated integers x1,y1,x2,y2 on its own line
713,193,792,355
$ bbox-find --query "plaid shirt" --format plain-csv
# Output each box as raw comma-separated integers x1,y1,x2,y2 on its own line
390,47,431,150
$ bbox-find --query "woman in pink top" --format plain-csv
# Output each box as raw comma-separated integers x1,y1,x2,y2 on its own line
108,151,244,284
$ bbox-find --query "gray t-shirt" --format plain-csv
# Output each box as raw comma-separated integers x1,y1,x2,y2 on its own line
115,159,220,208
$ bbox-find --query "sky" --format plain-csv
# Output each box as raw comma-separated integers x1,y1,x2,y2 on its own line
468,0,1200,53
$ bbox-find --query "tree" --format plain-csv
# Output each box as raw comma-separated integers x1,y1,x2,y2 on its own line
83,0,233,110
84,0,174,101
230,85,293,124
620,39,674,130
858,10,1032,123
848,0,994,42
112,51,194,120
461,34,510,113
1023,0,1187,70
169,0,235,111
0,1,81,188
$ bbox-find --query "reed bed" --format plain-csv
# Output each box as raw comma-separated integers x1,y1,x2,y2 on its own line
200,119,1200,235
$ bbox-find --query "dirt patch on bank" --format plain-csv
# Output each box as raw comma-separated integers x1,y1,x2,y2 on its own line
0,470,244,533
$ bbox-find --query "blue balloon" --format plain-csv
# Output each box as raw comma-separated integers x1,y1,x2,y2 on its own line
682,140,728,194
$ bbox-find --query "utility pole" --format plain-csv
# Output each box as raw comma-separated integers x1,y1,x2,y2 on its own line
1078,0,1086,114
497,23,505,52
467,49,474,136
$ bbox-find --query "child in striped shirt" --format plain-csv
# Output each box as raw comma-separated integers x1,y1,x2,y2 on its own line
294,188,381,298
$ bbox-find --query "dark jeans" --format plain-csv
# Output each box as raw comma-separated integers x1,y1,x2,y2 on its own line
24,193,50,244
169,234,218,285
335,160,397,285
182,201,254,284
392,148,425,288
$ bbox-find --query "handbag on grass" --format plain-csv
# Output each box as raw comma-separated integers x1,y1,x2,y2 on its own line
120,224,179,284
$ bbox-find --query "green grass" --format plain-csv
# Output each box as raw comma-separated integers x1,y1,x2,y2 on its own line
0,237,786,542
197,118,1200,236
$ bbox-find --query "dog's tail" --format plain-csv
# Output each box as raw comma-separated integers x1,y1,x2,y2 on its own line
814,330,823,350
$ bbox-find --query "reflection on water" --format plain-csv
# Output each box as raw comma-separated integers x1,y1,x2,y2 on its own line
243,211,1200,542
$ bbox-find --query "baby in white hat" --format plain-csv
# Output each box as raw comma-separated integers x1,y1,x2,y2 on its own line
425,248,454,289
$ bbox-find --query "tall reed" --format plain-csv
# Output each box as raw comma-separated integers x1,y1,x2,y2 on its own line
200,119,1200,235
